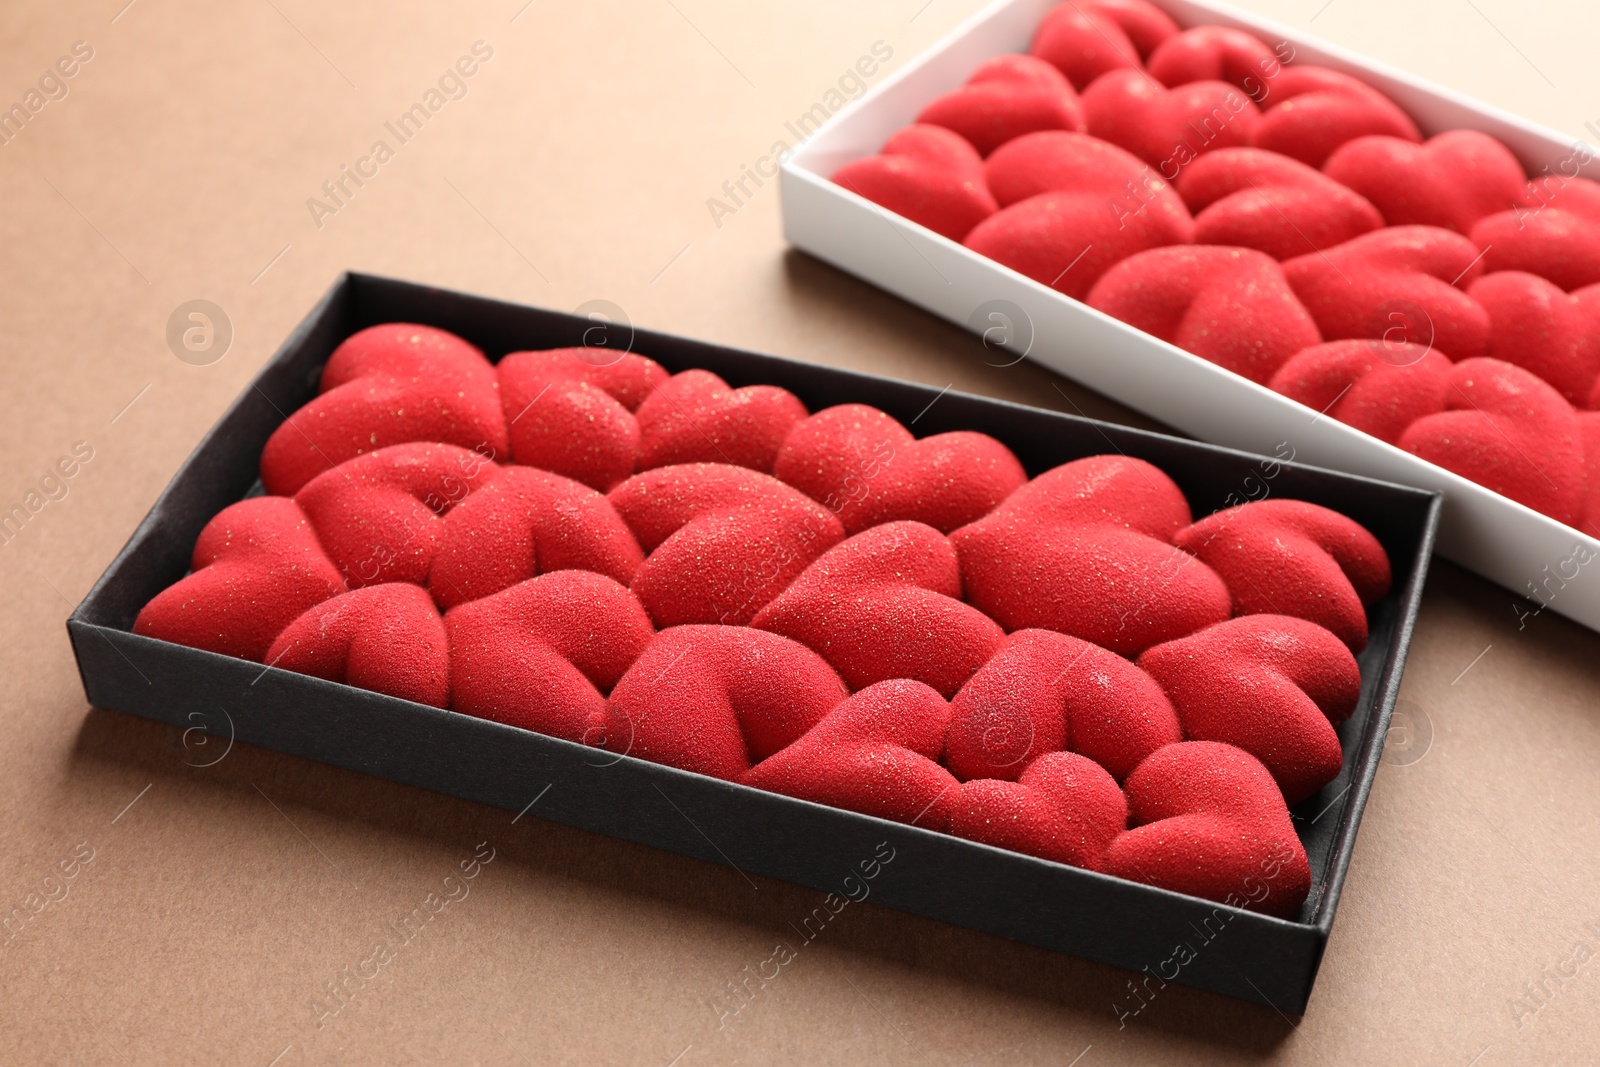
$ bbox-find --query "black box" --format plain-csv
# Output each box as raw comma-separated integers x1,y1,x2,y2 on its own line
67,273,1439,1013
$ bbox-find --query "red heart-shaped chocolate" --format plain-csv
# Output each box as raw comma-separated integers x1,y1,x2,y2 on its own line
1176,147,1383,260
635,369,808,473
260,324,508,496
1027,3,1144,90
1323,130,1527,234
1579,413,1600,537
446,570,656,742
1251,65,1420,167
965,186,1197,301
496,349,668,492
917,54,1084,157
1398,357,1586,524
1268,339,1453,444
1472,177,1600,291
609,464,845,627
293,442,500,590
1468,271,1600,406
1174,499,1392,651
427,465,643,610
133,496,346,661
501,347,667,412
967,125,1198,301
947,628,1181,782
948,751,1128,870
1102,741,1310,918
1282,225,1490,360
1087,0,1180,57
1087,245,1322,383
743,678,958,828
1082,69,1261,174
772,403,1026,534
1137,615,1360,803
265,583,449,707
833,124,999,241
1147,25,1281,95
983,129,1193,227
751,521,1005,697
601,626,849,780
951,455,1231,656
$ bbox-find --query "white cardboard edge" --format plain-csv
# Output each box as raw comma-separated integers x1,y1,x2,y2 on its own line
780,0,1600,633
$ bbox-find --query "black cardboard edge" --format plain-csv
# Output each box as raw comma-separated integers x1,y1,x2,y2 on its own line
67,272,1442,1014
64,620,1326,1011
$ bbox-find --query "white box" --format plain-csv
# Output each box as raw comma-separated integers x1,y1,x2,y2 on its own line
780,0,1600,632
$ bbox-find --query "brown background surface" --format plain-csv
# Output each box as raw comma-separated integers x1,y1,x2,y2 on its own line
3,0,1599,1063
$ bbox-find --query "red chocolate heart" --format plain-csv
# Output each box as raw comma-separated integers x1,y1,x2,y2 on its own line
601,626,849,780
1176,147,1383,260
500,347,667,412
750,521,1005,697
1028,4,1143,90
427,465,644,610
1282,225,1491,360
1251,65,1420,168
948,751,1128,869
265,583,449,707
772,403,1026,534
293,442,500,590
743,678,958,828
445,570,655,742
917,54,1085,157
1082,70,1261,175
635,369,807,473
965,188,1197,301
1146,26,1281,95
1137,615,1360,803
947,628,1181,782
1578,412,1600,537
1086,245,1322,384
1469,271,1600,406
1398,357,1586,525
951,455,1232,656
833,125,999,241
259,324,508,496
1268,339,1453,444
496,349,669,491
1322,130,1527,234
1102,741,1310,918
1173,499,1392,651
1472,177,1600,291
967,125,1198,301
983,129,1193,227
609,464,844,627
133,496,346,661
1083,0,1179,57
